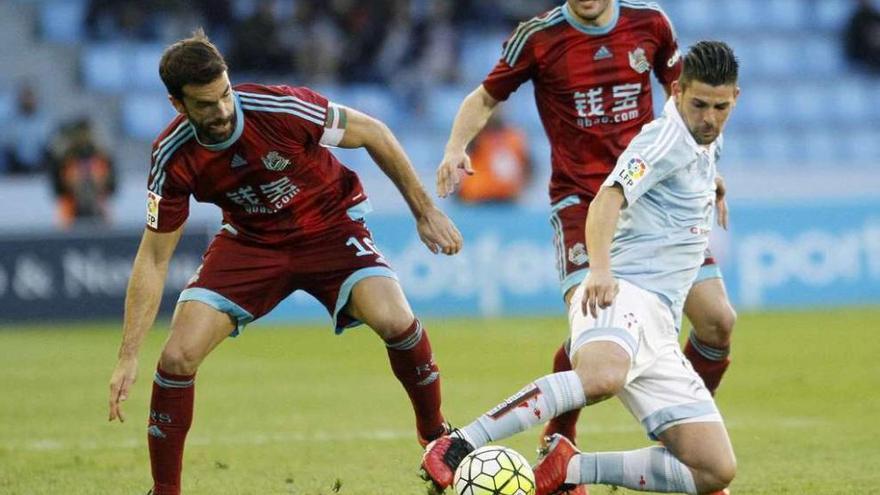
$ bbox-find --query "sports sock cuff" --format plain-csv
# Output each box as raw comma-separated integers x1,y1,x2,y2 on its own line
541,371,587,413
688,332,730,361
385,319,424,350
154,368,195,389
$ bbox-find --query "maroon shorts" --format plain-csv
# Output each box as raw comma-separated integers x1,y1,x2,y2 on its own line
550,195,721,299
178,220,396,336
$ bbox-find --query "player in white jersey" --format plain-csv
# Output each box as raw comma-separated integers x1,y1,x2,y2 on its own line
422,41,740,495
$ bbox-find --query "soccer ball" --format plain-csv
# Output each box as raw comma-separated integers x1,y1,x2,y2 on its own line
453,445,536,495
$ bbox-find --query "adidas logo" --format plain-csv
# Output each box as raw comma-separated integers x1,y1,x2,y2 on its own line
593,45,612,60
231,154,247,168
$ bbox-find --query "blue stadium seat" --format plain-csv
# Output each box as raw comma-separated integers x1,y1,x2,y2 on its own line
788,83,825,123
459,31,507,86
844,130,880,163
667,0,716,34
764,0,807,31
130,44,166,91
736,83,778,129
830,78,870,123
798,129,837,164
336,84,403,130
753,37,802,78
812,1,854,30
802,35,846,76
40,0,86,43
423,85,469,131
121,93,177,140
81,44,128,91
717,0,760,32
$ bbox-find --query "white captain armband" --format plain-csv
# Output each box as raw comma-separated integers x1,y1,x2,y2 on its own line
319,102,346,147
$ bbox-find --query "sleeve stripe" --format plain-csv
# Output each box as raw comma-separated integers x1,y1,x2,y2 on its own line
503,10,564,66
240,103,325,126
149,127,193,193
502,8,558,61
239,95,326,121
152,121,189,159
642,120,680,165
237,91,326,114
619,0,677,38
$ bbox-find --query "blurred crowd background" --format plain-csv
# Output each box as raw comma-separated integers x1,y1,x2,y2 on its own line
0,0,878,229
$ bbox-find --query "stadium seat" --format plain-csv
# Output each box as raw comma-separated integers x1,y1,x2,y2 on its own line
0,90,12,122
668,0,716,33
81,44,128,91
764,0,807,31
459,31,507,86
338,84,403,130
830,78,870,124
423,85,469,131
812,1,854,31
121,93,177,140
717,0,760,32
802,35,846,76
130,44,166,91
40,0,86,43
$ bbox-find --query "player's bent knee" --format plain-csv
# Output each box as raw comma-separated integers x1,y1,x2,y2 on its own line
574,364,626,400
159,345,204,375
700,453,737,492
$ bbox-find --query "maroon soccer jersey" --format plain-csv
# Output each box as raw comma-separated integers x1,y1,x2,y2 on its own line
482,1,682,203
146,83,367,245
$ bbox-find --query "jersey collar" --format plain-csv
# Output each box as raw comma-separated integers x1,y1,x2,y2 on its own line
562,0,619,36
663,97,719,155
191,92,244,152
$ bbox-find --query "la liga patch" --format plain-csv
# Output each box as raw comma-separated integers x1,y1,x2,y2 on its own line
146,190,162,228
617,156,650,191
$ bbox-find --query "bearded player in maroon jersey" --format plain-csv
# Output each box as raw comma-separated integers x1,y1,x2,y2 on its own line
107,29,461,495
430,1,735,493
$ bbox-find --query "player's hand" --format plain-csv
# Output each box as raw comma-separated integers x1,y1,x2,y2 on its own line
109,356,138,423
715,175,729,230
417,207,463,255
436,149,474,198
582,269,619,318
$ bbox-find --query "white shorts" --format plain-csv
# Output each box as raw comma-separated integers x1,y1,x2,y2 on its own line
568,279,723,440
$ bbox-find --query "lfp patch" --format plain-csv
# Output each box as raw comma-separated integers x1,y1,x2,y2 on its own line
617,156,650,190
146,190,162,228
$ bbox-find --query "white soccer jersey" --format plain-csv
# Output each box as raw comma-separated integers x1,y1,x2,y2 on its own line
602,97,720,328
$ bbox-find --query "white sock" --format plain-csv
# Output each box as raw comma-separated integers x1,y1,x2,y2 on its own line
569,446,697,494
459,371,586,449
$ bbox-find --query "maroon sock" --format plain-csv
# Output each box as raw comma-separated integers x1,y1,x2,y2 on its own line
542,339,581,444
683,333,731,395
385,319,444,440
148,367,195,495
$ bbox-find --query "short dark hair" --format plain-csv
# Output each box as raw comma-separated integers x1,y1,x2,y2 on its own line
159,28,228,100
680,41,739,88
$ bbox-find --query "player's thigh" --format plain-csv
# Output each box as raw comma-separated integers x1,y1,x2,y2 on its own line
658,421,736,483
567,281,648,399
180,234,293,336
160,300,236,374
299,220,404,335
550,197,590,305
346,275,415,338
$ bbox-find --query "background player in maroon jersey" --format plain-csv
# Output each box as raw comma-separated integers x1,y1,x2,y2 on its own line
435,0,737,457
107,30,461,495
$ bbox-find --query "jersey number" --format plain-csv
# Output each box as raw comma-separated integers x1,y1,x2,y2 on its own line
346,236,386,264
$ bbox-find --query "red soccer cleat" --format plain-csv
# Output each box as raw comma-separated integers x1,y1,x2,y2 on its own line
534,434,588,495
420,434,474,491
418,421,453,448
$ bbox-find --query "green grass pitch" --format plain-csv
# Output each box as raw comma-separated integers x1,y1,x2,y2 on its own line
1,307,878,494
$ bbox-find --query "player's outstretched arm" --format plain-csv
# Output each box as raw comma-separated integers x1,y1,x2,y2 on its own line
436,85,500,198
336,107,462,255
582,185,625,318
109,226,184,423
